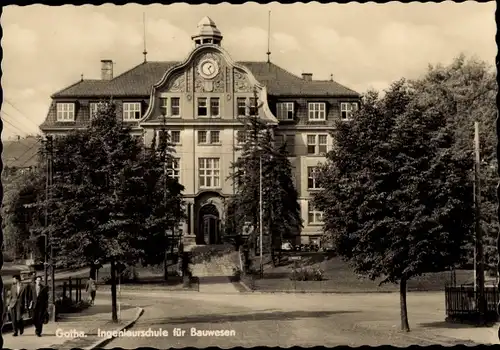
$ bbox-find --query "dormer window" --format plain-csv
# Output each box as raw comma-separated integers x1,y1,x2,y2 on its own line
308,102,326,121
341,102,358,121
276,102,294,120
56,103,75,122
123,102,142,121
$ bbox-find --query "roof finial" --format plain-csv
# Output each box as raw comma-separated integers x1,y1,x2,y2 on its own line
143,12,148,63
330,73,333,82
266,10,271,63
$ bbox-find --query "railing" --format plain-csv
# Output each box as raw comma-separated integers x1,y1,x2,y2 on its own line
445,285,499,321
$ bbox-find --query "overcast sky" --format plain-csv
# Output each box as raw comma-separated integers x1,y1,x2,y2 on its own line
0,2,496,140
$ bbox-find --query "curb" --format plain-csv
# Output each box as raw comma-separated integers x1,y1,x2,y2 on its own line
83,307,144,350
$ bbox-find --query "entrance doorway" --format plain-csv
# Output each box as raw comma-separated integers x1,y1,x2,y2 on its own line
198,204,220,245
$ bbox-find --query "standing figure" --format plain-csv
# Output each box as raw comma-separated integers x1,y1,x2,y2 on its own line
7,275,28,336
28,276,49,337
85,277,97,305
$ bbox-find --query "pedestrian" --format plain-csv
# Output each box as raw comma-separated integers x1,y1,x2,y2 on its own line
7,275,28,336
28,276,49,337
85,277,97,305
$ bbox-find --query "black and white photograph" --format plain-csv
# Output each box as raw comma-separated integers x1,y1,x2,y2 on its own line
0,1,497,348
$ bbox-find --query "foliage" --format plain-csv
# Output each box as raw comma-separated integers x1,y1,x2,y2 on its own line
289,267,324,281
101,265,139,284
314,63,477,330
228,91,302,266
18,100,184,269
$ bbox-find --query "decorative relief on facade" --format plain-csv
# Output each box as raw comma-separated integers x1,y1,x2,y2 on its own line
186,70,191,92
166,73,185,92
234,69,252,92
193,51,226,92
225,67,231,92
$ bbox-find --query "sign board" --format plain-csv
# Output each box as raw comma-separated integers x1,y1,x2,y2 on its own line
290,256,302,260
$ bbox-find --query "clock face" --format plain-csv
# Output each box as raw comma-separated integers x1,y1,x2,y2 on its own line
199,59,219,79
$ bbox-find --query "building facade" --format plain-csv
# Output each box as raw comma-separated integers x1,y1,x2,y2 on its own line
39,17,360,246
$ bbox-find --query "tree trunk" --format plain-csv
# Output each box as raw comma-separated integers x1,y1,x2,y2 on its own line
110,260,118,323
400,277,410,332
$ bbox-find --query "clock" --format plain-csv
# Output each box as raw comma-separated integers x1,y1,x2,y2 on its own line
198,59,219,79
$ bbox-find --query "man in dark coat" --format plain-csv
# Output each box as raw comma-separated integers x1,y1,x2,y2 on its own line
7,275,28,336
28,276,49,337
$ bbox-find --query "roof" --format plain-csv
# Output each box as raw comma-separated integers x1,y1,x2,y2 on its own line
52,61,359,98
2,136,41,168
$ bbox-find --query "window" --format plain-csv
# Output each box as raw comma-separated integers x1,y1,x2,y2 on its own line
197,98,208,117
166,158,180,181
160,98,168,114
308,201,324,225
89,103,98,119
308,102,326,121
198,130,220,144
307,134,328,155
276,102,294,120
307,167,321,190
210,130,220,144
237,130,246,145
123,102,142,121
341,102,358,120
285,135,295,155
199,158,220,188
171,98,180,117
210,98,220,117
237,98,246,116
249,97,258,116
56,103,75,121
158,130,181,145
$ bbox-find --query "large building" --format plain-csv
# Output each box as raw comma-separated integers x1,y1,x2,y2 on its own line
39,17,360,247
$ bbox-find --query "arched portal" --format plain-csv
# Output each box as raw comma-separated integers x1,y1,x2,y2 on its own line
198,204,220,245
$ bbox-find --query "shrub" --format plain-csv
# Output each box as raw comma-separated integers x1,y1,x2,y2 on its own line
3,251,15,263
289,267,324,281
101,265,139,284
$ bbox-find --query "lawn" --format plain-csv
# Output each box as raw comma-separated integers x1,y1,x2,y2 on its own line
244,253,478,293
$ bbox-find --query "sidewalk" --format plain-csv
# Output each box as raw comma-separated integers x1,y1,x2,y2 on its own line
3,298,139,350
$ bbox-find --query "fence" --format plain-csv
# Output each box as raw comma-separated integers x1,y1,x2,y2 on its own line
445,285,499,321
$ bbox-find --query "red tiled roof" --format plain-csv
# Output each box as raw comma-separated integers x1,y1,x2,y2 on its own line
2,137,41,168
52,61,359,98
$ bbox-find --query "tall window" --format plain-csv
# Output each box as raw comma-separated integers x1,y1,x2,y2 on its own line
198,130,220,144
249,97,258,116
89,103,98,120
123,102,142,121
159,98,168,115
236,130,246,145
237,98,246,116
56,103,75,121
308,102,326,121
197,98,208,117
307,134,327,155
340,102,358,120
166,158,180,181
285,135,295,155
308,201,324,225
210,98,220,117
307,167,321,189
199,158,220,188
276,102,294,120
171,98,180,117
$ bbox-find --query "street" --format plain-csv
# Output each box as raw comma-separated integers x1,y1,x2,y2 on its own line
103,288,486,347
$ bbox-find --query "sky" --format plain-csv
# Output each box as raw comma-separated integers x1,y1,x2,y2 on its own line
0,2,496,140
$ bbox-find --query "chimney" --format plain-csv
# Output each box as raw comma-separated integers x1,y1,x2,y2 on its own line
101,60,113,80
302,73,313,81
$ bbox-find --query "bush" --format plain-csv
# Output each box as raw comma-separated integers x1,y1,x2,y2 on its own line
3,251,15,263
289,267,324,281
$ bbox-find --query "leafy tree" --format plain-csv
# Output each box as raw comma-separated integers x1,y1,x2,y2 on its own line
314,78,474,331
411,55,497,270
25,101,184,322
229,91,301,268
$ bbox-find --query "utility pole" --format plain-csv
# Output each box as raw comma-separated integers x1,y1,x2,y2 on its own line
259,154,263,277
161,113,169,281
45,135,56,321
474,121,486,324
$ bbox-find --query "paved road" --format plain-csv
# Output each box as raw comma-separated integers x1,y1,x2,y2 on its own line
104,290,481,347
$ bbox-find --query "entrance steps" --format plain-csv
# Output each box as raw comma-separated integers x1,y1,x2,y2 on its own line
186,244,240,278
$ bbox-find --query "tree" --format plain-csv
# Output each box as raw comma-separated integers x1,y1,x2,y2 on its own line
314,78,474,332
411,55,497,270
229,90,301,267
25,101,184,322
